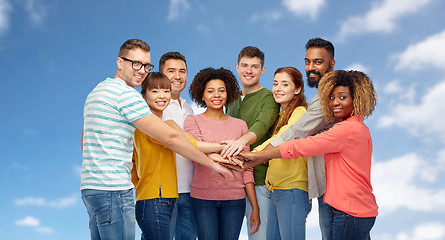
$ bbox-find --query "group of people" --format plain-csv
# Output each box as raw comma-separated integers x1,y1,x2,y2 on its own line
80,37,378,240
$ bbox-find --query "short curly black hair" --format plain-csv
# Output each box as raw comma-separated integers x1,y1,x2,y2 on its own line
189,67,241,108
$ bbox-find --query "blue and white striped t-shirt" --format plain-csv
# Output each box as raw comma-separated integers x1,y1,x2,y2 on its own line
81,77,151,190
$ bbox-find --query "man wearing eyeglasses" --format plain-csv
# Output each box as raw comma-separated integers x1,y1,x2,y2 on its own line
80,39,234,240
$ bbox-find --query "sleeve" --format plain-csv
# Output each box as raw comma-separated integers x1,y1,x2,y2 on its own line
279,121,350,159
162,106,175,122
270,96,325,147
119,89,151,122
241,167,255,185
184,115,204,141
248,92,279,141
255,107,306,151
130,150,139,187
240,121,254,184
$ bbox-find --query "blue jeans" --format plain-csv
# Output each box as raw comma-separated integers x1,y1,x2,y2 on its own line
332,208,376,240
136,197,176,240
246,185,270,239
191,197,245,240
267,188,312,240
169,193,197,240
318,194,334,240
81,189,135,240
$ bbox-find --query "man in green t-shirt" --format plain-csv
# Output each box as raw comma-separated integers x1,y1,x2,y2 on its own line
223,46,279,239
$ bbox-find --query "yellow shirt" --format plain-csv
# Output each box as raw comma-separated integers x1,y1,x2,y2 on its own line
255,106,308,192
131,128,197,201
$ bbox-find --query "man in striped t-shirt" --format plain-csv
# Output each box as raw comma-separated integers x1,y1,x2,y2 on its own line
81,39,233,240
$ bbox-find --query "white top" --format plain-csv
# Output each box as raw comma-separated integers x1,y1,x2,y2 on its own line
162,97,195,193
81,78,151,191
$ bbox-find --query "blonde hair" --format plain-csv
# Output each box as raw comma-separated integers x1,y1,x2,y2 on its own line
318,70,377,122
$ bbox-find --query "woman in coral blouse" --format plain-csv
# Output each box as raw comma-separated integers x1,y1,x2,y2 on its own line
241,70,378,240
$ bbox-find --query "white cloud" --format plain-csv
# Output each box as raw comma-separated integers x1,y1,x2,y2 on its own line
167,0,190,21
24,0,47,25
16,216,40,227
382,79,403,94
15,216,55,234
196,24,210,35
250,10,284,24
372,152,445,215
36,226,55,234
393,29,445,71
336,0,432,41
377,80,445,142
48,195,77,208
0,0,12,35
282,0,325,20
344,63,370,73
14,195,77,208
374,222,445,240
14,197,45,206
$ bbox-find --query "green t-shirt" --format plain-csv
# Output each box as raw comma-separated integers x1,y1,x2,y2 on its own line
226,88,280,185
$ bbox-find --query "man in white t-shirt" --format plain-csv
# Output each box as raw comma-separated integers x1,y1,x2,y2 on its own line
159,52,197,240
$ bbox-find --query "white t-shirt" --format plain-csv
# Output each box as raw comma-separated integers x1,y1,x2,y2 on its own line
162,97,195,193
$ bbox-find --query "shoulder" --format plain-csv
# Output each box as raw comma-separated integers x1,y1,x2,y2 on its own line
182,100,194,114
332,116,368,136
228,116,248,127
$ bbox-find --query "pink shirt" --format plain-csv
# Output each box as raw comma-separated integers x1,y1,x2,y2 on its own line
184,114,254,200
279,116,378,217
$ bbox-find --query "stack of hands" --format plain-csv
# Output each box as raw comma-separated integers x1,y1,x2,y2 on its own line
208,140,257,171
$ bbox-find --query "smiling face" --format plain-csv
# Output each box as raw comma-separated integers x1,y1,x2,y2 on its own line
161,59,187,99
202,79,227,111
143,87,171,117
304,47,334,88
329,85,354,119
117,48,151,88
272,72,301,109
236,56,265,91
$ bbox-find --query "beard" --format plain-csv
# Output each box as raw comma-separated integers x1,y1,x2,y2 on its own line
306,66,332,88
306,70,321,88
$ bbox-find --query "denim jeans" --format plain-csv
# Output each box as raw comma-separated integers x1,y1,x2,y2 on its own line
246,185,270,239
169,193,197,240
191,197,245,240
318,194,334,240
136,197,176,240
81,188,135,240
332,208,376,240
267,188,312,240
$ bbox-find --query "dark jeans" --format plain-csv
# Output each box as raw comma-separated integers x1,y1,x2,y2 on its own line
191,197,245,240
332,208,376,240
136,197,176,240
169,193,197,240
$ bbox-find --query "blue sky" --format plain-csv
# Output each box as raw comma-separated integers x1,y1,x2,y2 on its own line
1,0,445,239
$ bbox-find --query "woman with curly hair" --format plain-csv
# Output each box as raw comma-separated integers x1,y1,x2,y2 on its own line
240,70,378,240
184,67,260,239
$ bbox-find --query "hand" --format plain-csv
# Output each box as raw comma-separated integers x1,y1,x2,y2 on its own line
208,161,235,181
239,151,256,162
249,207,261,235
220,138,248,158
220,163,244,172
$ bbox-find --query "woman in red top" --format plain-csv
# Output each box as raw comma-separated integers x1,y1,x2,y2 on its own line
240,70,378,240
